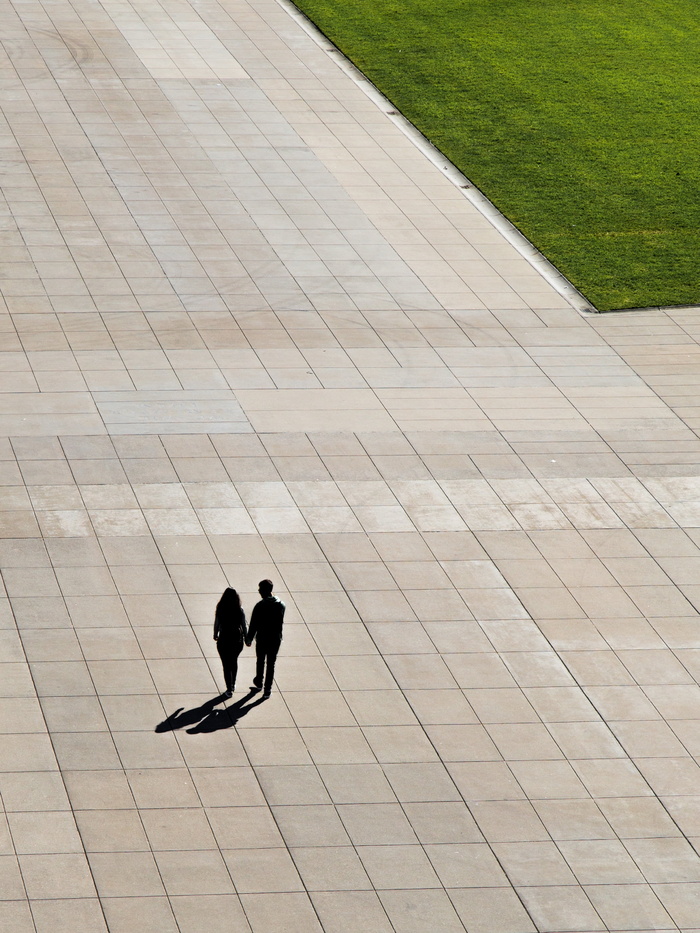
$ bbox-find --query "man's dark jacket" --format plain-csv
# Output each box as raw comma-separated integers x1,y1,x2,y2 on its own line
247,596,285,648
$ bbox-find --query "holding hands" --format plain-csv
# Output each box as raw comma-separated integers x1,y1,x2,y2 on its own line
214,580,285,700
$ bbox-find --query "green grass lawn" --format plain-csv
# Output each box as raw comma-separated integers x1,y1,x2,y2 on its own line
291,0,700,310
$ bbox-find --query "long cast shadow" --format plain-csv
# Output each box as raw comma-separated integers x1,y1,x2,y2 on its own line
155,689,266,734
187,693,268,733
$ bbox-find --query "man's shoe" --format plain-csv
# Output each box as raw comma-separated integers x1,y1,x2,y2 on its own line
263,691,271,699
250,684,261,692
225,690,233,698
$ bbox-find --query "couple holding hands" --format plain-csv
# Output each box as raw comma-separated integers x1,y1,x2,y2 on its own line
213,580,285,699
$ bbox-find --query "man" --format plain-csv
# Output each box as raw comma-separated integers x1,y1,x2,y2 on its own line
246,579,285,698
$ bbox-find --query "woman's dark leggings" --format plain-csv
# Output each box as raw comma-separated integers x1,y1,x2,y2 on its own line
217,641,242,692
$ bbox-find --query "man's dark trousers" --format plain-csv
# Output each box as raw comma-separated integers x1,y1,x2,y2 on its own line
254,639,280,694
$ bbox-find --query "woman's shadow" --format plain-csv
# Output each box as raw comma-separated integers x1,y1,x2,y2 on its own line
155,689,267,735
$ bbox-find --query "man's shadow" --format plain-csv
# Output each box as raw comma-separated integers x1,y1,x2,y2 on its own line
155,689,267,735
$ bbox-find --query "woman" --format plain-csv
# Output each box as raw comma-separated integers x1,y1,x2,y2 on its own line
213,588,247,697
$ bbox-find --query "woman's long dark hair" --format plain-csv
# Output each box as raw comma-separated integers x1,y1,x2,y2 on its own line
216,587,242,615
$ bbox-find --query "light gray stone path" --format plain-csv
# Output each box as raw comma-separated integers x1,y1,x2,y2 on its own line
1,0,700,931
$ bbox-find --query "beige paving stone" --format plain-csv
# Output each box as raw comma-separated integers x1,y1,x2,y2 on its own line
449,887,536,933
379,889,466,933
310,891,394,933
30,900,109,933
519,886,607,931
240,892,323,933
101,898,178,933
585,883,674,930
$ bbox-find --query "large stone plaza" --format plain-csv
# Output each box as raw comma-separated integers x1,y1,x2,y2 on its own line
1,0,700,930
